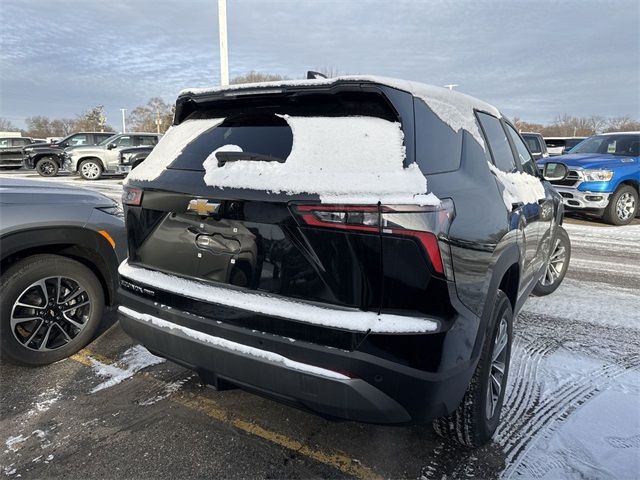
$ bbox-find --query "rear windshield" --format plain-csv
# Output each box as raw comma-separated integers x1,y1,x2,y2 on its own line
545,139,567,148
169,114,293,170
564,138,585,149
522,135,542,153
171,91,399,171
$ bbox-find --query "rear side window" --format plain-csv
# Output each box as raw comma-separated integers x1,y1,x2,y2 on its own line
137,136,158,146
12,138,30,146
413,98,462,174
0,139,10,148
96,134,113,143
477,112,517,173
506,125,538,176
68,134,88,146
116,136,133,147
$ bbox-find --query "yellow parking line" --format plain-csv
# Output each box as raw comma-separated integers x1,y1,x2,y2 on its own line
177,395,383,480
69,350,383,479
70,348,115,367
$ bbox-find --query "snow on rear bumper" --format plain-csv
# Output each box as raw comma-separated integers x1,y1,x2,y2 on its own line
118,304,412,423
118,260,440,334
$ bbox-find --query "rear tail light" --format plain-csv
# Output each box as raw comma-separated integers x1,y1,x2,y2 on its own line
294,205,379,233
293,200,455,278
122,186,143,206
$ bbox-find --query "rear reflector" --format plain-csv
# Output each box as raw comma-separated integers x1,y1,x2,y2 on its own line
123,186,143,206
384,229,443,274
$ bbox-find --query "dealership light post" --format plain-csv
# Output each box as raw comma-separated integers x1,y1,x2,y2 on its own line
218,0,229,86
120,109,127,133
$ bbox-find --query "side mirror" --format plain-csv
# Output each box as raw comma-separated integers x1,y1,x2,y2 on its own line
543,162,568,181
107,143,117,150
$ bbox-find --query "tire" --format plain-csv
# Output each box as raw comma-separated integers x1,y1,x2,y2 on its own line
79,159,103,180
35,157,59,177
0,254,104,366
602,185,638,225
532,226,571,296
433,290,513,447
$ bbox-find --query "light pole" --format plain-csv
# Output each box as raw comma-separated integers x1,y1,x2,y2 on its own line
120,109,127,133
218,0,229,86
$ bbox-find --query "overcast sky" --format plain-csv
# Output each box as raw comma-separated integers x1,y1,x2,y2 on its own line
1,0,638,130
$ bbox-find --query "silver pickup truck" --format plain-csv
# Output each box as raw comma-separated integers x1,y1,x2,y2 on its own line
64,132,161,180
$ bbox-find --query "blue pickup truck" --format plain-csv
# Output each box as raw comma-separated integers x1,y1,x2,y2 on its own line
538,132,639,225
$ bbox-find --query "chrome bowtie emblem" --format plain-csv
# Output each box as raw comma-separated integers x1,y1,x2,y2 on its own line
187,199,220,216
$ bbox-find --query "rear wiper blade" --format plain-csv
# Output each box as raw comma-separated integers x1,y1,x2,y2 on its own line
216,151,286,167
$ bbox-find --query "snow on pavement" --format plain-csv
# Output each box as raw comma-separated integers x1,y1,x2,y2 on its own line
90,345,165,393
523,278,640,329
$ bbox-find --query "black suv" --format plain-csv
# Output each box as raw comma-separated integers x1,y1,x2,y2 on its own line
23,131,115,176
117,77,569,447
1,137,35,169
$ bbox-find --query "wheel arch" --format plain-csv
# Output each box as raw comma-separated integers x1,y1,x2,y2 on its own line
472,243,520,360
76,156,105,172
616,179,639,194
33,152,64,167
1,227,119,306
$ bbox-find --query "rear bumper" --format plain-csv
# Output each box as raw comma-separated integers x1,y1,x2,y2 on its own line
117,283,478,424
119,304,411,423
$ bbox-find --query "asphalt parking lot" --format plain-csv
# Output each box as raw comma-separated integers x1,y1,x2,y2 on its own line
1,170,639,479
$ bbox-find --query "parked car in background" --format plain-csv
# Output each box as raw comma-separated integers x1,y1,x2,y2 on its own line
65,133,161,180
0,137,35,169
118,76,569,447
114,145,156,175
521,132,549,160
538,132,639,225
0,178,126,365
544,136,586,156
24,131,116,176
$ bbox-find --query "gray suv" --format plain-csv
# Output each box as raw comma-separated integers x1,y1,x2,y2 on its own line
65,133,161,180
0,178,126,365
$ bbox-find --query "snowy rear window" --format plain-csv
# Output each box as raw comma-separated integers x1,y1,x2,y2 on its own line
167,91,397,172
168,114,293,171
202,114,430,204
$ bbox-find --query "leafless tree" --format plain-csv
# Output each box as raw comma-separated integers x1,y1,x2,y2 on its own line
604,116,640,132
230,71,289,84
75,106,113,132
127,97,174,133
0,118,19,132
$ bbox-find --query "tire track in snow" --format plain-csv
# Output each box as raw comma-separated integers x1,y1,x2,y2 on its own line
495,335,556,444
501,353,640,478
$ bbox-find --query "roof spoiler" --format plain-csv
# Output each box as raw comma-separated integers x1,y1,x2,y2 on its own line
307,70,328,79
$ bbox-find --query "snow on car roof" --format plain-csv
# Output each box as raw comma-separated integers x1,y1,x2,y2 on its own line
180,75,499,150
180,75,501,118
